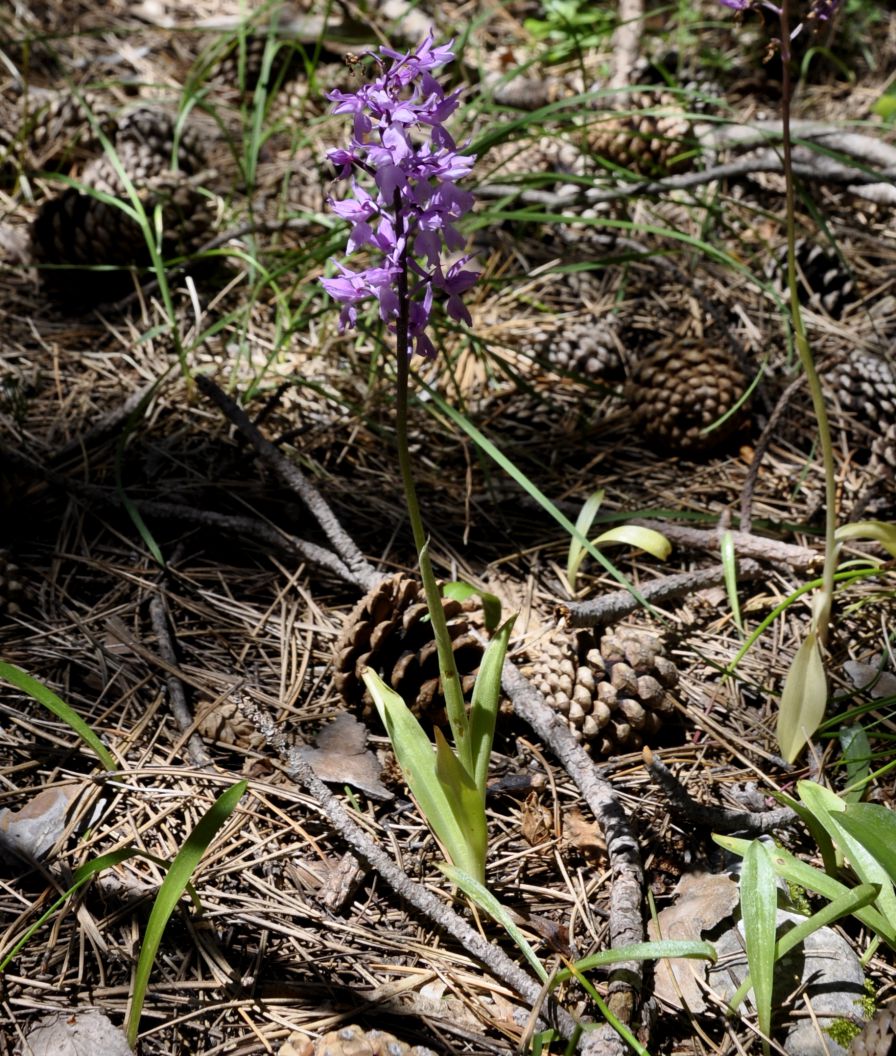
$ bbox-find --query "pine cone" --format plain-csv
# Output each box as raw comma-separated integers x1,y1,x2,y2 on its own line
849,1005,896,1056
521,314,624,381
0,550,24,617
525,626,678,755
81,108,207,196
333,574,483,726
588,92,693,177
827,351,896,430
279,1024,436,1056
624,338,750,454
24,91,118,169
768,239,856,318
871,422,896,480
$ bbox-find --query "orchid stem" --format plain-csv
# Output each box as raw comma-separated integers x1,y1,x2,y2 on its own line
393,192,471,771
779,0,837,644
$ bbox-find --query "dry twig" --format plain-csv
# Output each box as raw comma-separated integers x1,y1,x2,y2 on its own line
643,749,797,835
561,559,762,627
195,374,384,592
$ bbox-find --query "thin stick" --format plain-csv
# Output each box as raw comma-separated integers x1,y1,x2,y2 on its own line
561,560,762,628
502,661,644,1031
195,373,383,591
148,595,213,767
643,749,796,835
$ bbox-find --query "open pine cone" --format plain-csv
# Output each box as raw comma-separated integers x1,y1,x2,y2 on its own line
280,1025,436,1056
521,314,624,381
588,91,693,177
827,351,896,431
767,239,856,319
624,337,750,454
525,626,678,755
333,573,484,726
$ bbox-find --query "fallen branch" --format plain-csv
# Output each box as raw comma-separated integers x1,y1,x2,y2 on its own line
643,749,796,835
196,374,383,591
631,520,818,571
241,699,583,1042
502,660,644,1049
560,559,762,628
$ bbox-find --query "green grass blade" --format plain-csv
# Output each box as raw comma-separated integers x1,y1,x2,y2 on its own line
567,489,605,591
738,841,776,1043
0,662,117,772
127,780,247,1048
439,864,549,983
840,725,872,803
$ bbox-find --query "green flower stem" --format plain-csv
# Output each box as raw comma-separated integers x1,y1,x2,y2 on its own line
392,191,471,771
779,0,837,644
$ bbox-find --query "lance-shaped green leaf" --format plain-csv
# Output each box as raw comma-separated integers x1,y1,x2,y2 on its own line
835,520,896,559
365,670,486,882
737,841,777,1041
0,661,118,773
839,803,896,886
777,631,827,762
567,489,605,590
840,725,872,804
714,834,896,946
798,782,896,926
468,615,515,799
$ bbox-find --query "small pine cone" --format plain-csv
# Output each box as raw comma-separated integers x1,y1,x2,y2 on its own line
849,1005,896,1056
588,92,693,177
624,338,750,454
768,239,856,319
826,351,896,433
525,626,677,755
279,1024,437,1056
0,550,24,616
333,573,483,726
521,314,624,381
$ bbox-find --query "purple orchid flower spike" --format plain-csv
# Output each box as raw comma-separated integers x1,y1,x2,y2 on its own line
320,33,479,357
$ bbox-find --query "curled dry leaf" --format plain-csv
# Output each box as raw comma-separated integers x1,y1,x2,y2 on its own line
0,785,80,864
295,712,393,802
563,806,607,860
19,1009,131,1056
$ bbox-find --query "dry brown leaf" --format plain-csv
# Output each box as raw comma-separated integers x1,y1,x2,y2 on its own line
563,807,607,859
0,785,80,863
520,791,552,846
296,712,393,801
648,871,739,1012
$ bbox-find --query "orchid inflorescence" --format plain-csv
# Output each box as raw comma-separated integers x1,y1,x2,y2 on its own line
321,32,479,359
719,0,842,39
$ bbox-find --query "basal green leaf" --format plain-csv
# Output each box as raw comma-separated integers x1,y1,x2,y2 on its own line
469,615,515,799
566,489,604,590
366,670,486,881
798,780,896,929
839,803,896,889
560,940,716,978
591,525,672,560
440,864,548,982
738,841,776,1038
840,725,872,803
442,581,502,631
777,631,827,762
